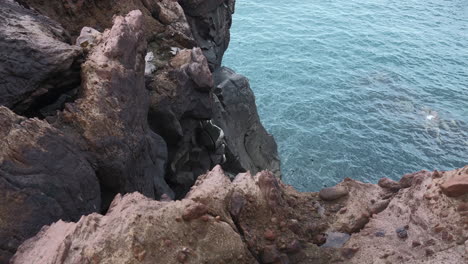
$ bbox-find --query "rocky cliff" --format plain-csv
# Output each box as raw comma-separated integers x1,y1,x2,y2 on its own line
0,0,279,262
1,0,467,264
11,165,468,264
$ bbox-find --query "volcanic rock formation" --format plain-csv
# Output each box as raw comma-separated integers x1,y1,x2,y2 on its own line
0,0,280,261
11,166,468,263
1,0,466,263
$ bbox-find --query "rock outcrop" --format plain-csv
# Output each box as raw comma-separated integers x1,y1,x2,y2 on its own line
10,166,334,264
343,167,468,263
54,9,171,200
3,0,464,263
0,0,281,261
0,107,100,263
180,0,235,70
12,166,468,264
0,0,81,116
213,67,281,178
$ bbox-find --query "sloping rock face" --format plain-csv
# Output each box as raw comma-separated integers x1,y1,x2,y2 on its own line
0,107,100,263
11,166,337,264
343,167,468,263
0,0,81,116
13,166,468,264
14,0,280,196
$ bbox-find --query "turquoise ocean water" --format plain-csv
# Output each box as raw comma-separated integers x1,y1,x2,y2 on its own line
223,0,468,191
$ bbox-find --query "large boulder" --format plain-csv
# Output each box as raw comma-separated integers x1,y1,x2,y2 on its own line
440,166,468,197
0,0,81,116
0,107,100,263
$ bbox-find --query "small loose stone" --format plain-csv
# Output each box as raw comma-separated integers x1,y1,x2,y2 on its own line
375,231,385,237
264,229,276,241
396,227,408,239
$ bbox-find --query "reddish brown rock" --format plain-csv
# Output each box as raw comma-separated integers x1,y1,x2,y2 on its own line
319,186,349,201
378,178,401,191
182,202,208,221
261,245,281,263
264,229,276,241
440,167,468,197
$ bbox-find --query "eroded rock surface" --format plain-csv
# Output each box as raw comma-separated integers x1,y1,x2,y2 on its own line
441,166,468,197
0,107,100,263
0,0,81,116
11,166,343,264
10,162,468,264
180,0,235,70
0,0,282,261
343,167,468,263
54,10,171,200
213,67,281,178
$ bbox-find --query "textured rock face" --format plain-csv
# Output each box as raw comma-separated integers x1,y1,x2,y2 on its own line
213,67,281,177
19,166,468,264
55,10,172,200
0,9,171,262
11,166,341,264
148,47,225,197
0,0,282,261
0,0,81,116
0,107,100,263
180,0,235,70
16,0,193,44
319,186,349,201
9,162,468,264
342,167,468,263
11,167,258,264
440,166,468,197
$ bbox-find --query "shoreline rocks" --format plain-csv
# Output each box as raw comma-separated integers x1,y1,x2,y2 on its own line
0,0,466,263
11,166,468,263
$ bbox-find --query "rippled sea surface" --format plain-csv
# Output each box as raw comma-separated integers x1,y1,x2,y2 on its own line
223,0,468,191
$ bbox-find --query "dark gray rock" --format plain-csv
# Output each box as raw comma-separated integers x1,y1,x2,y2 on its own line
0,0,81,116
375,231,386,237
320,232,351,248
0,106,100,263
147,48,224,197
180,0,235,70
396,227,408,239
212,67,281,178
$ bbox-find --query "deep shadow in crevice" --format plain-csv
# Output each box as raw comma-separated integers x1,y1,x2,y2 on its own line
99,183,118,215
15,58,83,119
